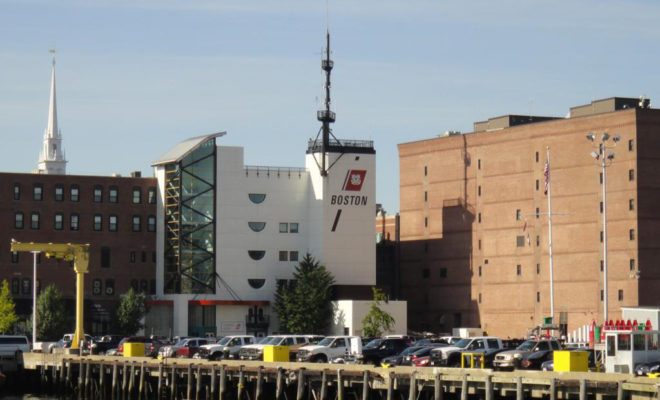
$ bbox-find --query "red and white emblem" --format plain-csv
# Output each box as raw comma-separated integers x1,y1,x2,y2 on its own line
342,170,367,191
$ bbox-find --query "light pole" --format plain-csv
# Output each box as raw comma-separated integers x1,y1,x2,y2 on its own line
31,251,40,347
586,132,620,323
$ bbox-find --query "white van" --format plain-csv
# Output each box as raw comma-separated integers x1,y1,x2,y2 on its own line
0,335,30,371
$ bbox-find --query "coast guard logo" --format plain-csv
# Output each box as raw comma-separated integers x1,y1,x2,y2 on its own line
342,170,367,191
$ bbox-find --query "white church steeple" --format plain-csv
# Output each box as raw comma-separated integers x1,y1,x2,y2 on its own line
36,50,67,175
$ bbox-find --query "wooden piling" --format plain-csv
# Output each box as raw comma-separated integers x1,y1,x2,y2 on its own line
579,379,587,400
434,373,442,400
461,374,468,400
85,360,91,399
515,376,523,400
550,378,556,400
186,363,193,400
386,372,394,400
362,370,369,400
99,362,105,400
319,369,328,400
128,362,136,398
61,359,67,397
122,363,129,400
219,365,227,400
210,364,217,400
138,362,145,400
296,368,306,400
171,365,178,400
196,364,202,400
255,367,263,400
66,359,72,393
617,380,624,400
485,374,493,400
78,359,84,400
157,363,164,399
275,366,284,400
237,366,245,400
408,371,416,400
111,362,118,400
52,364,58,395
337,369,344,400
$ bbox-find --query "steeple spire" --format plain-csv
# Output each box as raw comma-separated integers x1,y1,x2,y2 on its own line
36,49,67,175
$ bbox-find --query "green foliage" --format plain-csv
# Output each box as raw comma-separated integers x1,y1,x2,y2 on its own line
0,280,18,333
114,288,149,335
274,253,335,334
35,284,70,340
361,287,395,338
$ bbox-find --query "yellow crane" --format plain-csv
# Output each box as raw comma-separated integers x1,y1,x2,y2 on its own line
10,240,90,350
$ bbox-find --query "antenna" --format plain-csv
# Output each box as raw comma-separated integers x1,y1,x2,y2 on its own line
49,48,56,66
315,31,336,177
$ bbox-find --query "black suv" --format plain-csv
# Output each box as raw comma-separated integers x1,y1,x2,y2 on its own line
357,338,409,365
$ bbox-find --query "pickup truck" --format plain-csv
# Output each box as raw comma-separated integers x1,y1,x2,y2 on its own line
296,336,361,363
356,338,410,366
493,339,561,370
195,335,255,360
430,336,503,367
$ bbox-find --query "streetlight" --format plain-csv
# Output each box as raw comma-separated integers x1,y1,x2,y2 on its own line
31,251,40,347
586,132,620,323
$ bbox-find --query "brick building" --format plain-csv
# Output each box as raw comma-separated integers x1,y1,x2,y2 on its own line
398,97,660,337
1,172,157,334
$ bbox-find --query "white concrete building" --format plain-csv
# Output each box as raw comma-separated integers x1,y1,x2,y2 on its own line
146,133,376,337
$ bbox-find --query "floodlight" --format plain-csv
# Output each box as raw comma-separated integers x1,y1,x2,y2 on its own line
613,134,621,143
601,133,610,141
607,152,615,160
586,133,595,141
590,151,600,160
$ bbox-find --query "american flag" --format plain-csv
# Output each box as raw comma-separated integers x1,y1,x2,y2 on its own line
543,160,549,195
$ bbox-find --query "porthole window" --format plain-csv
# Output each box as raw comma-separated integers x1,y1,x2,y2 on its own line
248,222,266,232
248,279,266,289
248,193,266,204
248,250,266,260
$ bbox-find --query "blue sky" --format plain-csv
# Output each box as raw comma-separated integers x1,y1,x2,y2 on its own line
1,0,659,213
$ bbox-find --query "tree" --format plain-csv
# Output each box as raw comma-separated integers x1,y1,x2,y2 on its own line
274,253,335,334
34,284,70,340
114,288,149,335
0,280,18,333
361,287,395,338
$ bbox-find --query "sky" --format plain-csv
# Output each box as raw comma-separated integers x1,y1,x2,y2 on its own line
1,0,660,214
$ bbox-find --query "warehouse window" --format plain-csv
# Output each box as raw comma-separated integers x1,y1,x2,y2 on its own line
536,207,540,219
290,223,299,233
109,215,118,232
629,229,635,240
536,264,540,275
537,292,540,303
13,184,20,200
629,169,635,181
147,216,156,232
630,259,635,271
109,186,118,203
148,188,157,204
516,209,521,220
14,212,23,229
536,180,539,191
517,265,521,276
618,290,624,301
132,188,142,204
289,251,299,262
535,152,539,162
70,214,79,231
93,186,103,203
132,216,141,232
101,247,111,268
478,266,482,277
629,199,634,211
516,236,525,247
629,139,634,152
33,184,43,201
424,166,427,176
71,185,80,202
31,212,40,229
248,193,266,204
54,213,63,230
55,185,64,201
279,251,288,261
478,159,481,170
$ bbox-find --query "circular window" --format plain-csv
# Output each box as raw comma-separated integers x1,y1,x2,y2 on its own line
248,250,266,260
248,193,266,204
248,222,266,232
248,279,266,289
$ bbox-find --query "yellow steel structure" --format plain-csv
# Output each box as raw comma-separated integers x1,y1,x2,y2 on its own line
10,240,90,350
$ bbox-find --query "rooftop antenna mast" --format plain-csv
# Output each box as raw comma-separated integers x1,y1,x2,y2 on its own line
315,30,338,177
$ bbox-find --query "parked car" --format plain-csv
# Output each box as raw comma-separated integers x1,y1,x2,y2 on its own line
117,336,163,357
430,336,503,367
634,360,660,376
381,345,426,367
195,335,255,360
493,339,561,370
90,335,124,355
176,338,209,358
410,347,437,367
356,338,410,366
297,336,361,363
239,335,319,361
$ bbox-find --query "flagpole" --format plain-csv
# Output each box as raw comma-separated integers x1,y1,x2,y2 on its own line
546,146,555,322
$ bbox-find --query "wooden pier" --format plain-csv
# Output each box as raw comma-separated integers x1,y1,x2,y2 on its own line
17,353,660,400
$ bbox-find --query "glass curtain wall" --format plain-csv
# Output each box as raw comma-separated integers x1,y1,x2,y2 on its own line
164,138,216,294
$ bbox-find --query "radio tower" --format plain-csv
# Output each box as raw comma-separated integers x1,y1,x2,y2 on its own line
316,31,337,177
